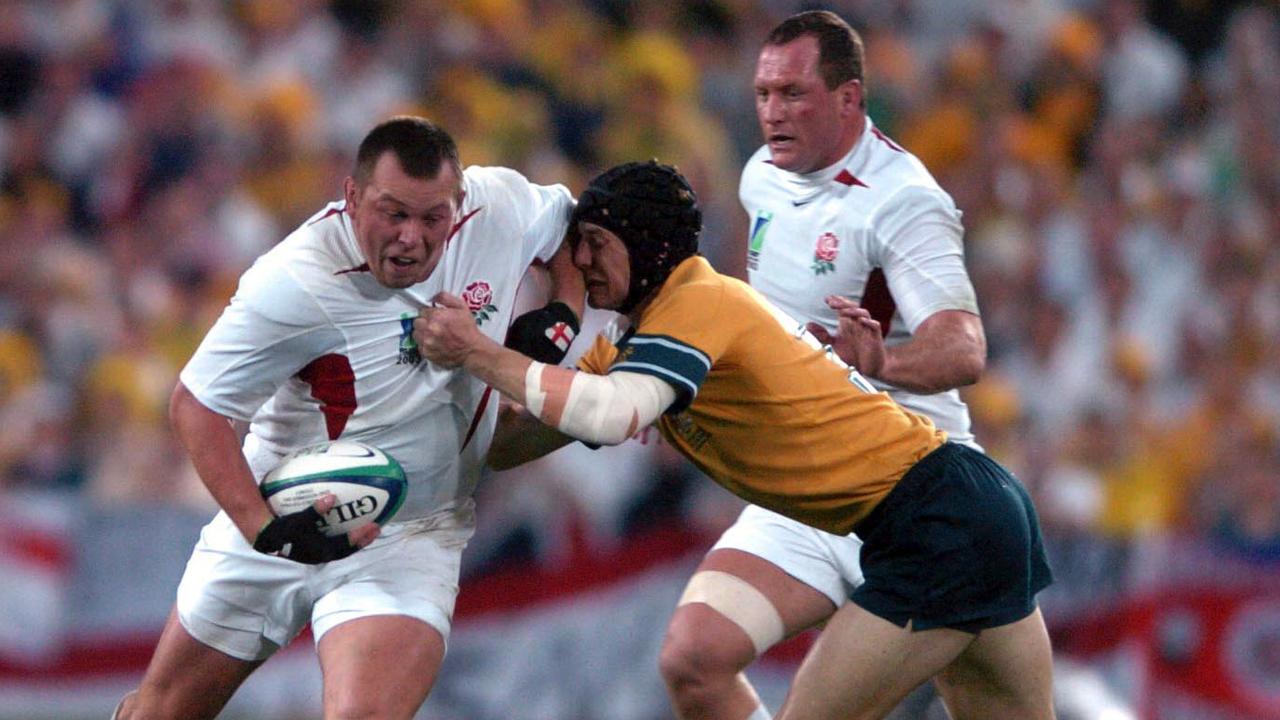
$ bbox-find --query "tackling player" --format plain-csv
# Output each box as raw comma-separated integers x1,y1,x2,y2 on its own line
114,117,583,720
414,160,1055,720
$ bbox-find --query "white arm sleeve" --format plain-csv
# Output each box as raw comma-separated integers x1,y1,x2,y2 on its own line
179,259,340,421
469,166,574,263
871,186,978,331
525,364,676,446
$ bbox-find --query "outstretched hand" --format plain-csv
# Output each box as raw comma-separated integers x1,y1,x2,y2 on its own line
414,292,485,368
805,295,887,379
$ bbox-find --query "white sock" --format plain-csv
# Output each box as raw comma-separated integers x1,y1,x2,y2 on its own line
746,705,772,720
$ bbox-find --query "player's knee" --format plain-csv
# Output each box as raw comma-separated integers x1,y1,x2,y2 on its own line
119,688,220,720
660,611,753,690
327,695,376,720
327,690,416,720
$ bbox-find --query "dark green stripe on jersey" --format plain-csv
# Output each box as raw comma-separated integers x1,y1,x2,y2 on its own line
609,333,711,413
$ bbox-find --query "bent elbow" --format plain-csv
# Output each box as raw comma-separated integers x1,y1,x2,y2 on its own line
169,382,195,429
585,426,633,447
959,351,986,386
957,326,987,386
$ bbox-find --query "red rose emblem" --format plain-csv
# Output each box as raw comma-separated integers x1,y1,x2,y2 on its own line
815,233,839,262
461,281,493,311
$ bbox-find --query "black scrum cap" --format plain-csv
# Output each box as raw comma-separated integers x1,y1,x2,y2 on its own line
572,161,702,314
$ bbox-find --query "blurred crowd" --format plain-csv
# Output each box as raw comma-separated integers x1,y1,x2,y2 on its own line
0,0,1277,616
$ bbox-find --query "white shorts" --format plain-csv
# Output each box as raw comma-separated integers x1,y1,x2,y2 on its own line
176,500,476,662
711,504,863,607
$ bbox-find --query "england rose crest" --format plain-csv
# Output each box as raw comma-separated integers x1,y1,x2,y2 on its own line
811,232,839,275
462,281,499,325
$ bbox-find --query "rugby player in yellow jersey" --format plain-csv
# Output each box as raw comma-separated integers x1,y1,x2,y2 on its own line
413,161,1055,720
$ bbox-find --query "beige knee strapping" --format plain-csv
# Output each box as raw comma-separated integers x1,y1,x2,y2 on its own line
677,570,785,656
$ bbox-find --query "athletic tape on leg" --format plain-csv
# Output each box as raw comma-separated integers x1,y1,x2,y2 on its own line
677,570,785,656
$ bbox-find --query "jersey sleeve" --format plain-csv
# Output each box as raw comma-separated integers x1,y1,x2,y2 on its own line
870,185,979,332
179,258,342,421
472,166,574,264
607,281,731,413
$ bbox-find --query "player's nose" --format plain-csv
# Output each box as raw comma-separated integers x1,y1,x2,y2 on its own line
397,219,429,248
572,239,592,269
760,95,785,123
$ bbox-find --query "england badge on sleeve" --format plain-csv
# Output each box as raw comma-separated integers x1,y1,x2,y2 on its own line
546,321,575,351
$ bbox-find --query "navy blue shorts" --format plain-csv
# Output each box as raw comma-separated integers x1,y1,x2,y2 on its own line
849,442,1053,632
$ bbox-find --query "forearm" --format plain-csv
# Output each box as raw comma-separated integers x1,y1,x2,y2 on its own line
488,400,575,471
546,242,585,322
462,338,672,446
462,337,541,406
877,311,986,394
169,383,272,542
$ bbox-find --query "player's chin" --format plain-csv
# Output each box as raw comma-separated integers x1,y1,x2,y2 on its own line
767,144,804,171
585,286,621,311
377,260,427,288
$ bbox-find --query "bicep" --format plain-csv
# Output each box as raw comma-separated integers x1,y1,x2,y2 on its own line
908,308,987,373
180,283,339,421
874,190,978,332
169,381,235,439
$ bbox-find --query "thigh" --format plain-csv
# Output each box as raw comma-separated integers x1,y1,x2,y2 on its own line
777,603,974,720
178,512,314,659
713,504,863,607
132,609,263,720
318,614,445,720
698,548,840,635
311,520,469,648
933,607,1055,720
669,548,838,665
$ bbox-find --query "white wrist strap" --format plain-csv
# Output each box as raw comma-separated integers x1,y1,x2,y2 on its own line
524,361,548,417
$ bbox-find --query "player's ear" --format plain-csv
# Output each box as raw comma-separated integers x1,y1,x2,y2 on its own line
343,176,359,209
840,79,862,114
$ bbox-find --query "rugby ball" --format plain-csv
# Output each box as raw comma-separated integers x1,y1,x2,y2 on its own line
260,440,407,537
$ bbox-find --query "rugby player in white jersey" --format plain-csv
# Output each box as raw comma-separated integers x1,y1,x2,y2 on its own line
114,117,583,720
656,12,993,720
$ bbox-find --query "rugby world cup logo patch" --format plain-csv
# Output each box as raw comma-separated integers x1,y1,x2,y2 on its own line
397,312,421,365
747,210,773,271
811,232,839,275
462,280,499,326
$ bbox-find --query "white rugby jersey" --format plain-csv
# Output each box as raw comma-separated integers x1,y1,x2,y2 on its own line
180,166,573,519
740,117,980,447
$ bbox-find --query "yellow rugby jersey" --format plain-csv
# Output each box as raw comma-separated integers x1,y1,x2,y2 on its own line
578,256,946,535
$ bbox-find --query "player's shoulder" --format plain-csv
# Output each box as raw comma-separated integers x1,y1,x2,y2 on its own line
462,164,527,195
463,165,568,200
235,201,354,316
272,200,361,268
860,125,952,202
647,258,742,326
662,257,730,299
461,165,572,223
